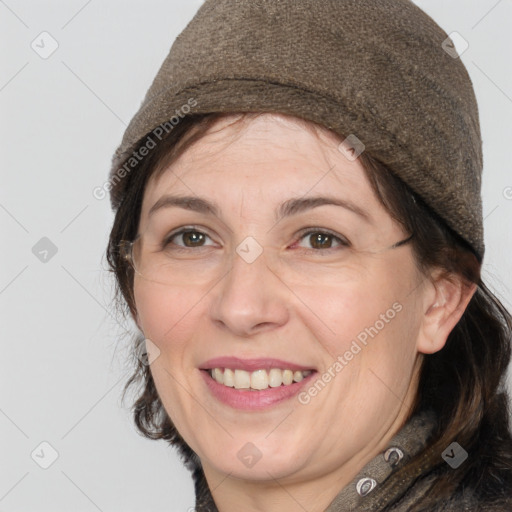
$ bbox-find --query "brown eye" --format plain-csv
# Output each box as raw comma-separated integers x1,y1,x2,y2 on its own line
181,231,206,247
309,232,334,249
164,228,214,249
295,229,349,251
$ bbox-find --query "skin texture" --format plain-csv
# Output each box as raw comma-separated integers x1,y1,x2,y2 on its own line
132,113,476,512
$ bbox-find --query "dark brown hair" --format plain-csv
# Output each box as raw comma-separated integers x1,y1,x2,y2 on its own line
107,112,512,510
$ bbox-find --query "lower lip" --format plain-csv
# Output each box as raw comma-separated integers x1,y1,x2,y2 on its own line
200,370,316,411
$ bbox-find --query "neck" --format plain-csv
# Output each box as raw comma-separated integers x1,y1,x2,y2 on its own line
203,404,416,512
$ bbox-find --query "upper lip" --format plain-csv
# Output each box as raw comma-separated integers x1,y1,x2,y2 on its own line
199,356,316,372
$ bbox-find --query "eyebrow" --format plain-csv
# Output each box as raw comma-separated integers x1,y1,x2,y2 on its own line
148,194,372,223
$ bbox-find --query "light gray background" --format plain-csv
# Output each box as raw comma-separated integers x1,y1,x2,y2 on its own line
1,1,511,511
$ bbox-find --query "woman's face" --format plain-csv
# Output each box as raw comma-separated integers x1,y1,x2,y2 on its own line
133,113,430,488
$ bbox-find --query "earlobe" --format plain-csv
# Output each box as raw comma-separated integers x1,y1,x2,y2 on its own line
416,274,477,355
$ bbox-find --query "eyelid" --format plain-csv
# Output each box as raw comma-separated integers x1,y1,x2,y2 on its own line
164,225,349,251
164,225,218,247
292,226,350,250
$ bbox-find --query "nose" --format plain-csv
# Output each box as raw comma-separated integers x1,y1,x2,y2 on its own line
209,245,290,337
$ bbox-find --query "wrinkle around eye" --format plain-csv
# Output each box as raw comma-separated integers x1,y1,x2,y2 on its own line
160,227,351,257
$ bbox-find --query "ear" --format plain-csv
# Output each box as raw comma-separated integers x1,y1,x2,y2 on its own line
416,271,477,355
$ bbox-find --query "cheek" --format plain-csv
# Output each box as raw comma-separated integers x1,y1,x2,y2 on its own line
308,268,418,381
305,277,399,346
305,283,418,423
133,281,202,426
133,279,201,347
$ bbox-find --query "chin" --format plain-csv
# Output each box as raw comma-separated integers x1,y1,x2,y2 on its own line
198,437,309,482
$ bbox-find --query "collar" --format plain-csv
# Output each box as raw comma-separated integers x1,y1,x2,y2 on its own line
324,409,438,512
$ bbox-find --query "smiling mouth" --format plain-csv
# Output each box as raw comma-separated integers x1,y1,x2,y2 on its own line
205,367,314,391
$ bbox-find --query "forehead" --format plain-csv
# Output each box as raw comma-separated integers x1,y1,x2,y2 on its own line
141,114,380,219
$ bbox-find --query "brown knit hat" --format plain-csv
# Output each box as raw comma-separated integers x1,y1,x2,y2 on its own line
109,0,485,262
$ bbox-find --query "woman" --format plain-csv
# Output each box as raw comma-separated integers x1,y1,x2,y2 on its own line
106,1,512,510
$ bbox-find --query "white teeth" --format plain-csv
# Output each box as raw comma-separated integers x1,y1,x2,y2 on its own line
282,369,293,385
268,368,283,387
250,369,268,390
234,369,251,389
223,368,235,387
293,370,304,382
213,368,224,384
209,367,313,390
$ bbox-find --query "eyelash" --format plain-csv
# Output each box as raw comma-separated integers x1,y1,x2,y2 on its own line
162,226,350,254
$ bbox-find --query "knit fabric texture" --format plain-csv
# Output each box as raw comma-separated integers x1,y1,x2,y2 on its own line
109,0,485,261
